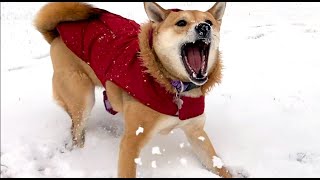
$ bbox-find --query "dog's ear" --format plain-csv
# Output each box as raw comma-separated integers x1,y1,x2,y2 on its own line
207,2,226,23
144,2,169,23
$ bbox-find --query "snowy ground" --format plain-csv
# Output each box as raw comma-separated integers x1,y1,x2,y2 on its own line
1,2,320,178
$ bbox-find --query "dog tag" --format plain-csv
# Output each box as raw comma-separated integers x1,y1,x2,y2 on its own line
173,93,184,110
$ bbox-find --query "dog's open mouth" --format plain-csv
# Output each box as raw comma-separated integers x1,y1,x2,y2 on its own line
181,39,210,85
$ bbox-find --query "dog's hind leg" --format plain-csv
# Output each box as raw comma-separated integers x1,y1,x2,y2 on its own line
51,37,96,148
52,70,95,148
181,118,232,178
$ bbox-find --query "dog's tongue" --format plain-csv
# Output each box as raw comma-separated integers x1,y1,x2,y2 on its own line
186,46,202,73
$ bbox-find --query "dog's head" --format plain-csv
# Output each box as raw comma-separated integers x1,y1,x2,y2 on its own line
143,2,226,88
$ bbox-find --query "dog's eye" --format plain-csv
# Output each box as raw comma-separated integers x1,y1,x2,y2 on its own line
176,20,187,27
205,20,213,26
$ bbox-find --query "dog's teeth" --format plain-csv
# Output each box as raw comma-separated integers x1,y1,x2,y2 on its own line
204,39,211,45
192,73,197,78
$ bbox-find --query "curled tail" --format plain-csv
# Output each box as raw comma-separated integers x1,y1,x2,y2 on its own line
34,2,103,44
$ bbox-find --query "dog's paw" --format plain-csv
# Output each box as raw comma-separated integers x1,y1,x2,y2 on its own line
72,138,85,149
59,137,76,152
63,140,74,152
217,166,233,178
71,129,86,149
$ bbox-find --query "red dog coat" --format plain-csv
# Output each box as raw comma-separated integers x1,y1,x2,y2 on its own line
56,9,205,120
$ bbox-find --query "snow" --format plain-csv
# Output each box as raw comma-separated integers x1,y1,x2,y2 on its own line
134,158,142,166
198,136,205,141
1,2,320,178
180,158,188,166
151,161,157,169
136,126,144,136
151,147,162,155
213,156,224,169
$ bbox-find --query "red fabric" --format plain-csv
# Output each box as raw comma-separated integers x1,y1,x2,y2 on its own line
56,9,205,120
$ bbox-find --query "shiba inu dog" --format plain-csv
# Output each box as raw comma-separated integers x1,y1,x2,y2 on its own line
34,2,231,178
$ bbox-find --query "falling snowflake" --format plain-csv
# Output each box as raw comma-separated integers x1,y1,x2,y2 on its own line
198,136,205,141
180,158,187,166
152,146,162,155
136,126,144,136
179,143,184,148
151,161,157,168
134,157,142,166
212,156,224,169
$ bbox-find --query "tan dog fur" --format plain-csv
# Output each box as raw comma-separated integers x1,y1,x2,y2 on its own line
34,2,231,178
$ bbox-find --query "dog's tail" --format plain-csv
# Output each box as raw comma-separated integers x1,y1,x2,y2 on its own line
34,2,102,44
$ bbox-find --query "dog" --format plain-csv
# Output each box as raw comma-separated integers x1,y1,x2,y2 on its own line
34,2,231,178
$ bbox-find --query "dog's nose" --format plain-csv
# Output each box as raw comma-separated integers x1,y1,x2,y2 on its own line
195,23,211,38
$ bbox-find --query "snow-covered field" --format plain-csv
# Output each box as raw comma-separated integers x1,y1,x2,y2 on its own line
1,2,320,178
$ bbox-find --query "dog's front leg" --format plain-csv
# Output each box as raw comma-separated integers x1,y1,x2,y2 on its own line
118,101,160,178
181,117,232,178
118,134,142,178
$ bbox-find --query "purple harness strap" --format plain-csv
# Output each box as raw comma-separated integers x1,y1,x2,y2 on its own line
103,90,118,115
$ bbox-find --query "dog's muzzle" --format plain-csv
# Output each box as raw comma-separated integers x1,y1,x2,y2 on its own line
181,37,211,86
